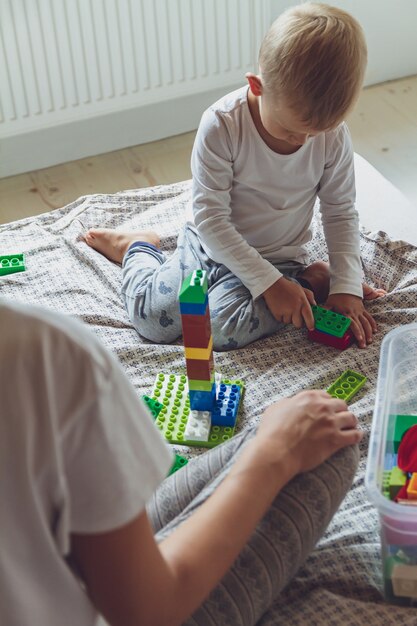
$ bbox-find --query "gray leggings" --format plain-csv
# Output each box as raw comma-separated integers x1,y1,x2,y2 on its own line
121,224,307,351
147,426,359,626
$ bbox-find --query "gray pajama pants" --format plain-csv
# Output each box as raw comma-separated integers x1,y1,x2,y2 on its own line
121,224,308,351
147,426,359,625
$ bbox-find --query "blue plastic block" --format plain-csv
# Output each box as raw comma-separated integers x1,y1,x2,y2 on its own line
212,383,241,427
179,297,208,316
384,452,399,470
189,384,216,411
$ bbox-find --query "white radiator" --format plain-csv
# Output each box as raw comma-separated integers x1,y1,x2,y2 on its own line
0,0,271,176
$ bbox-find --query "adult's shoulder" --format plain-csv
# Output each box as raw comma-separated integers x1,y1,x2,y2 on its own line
0,298,114,384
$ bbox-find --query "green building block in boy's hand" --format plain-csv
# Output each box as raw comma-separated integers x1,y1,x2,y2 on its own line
312,305,351,338
0,254,26,276
326,369,366,403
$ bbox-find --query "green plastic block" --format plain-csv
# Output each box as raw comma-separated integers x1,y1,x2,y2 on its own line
327,369,366,402
382,470,391,499
312,305,351,338
389,466,407,499
142,395,164,419
178,269,208,304
188,377,215,391
168,453,188,476
393,415,417,453
0,254,25,276
151,372,243,448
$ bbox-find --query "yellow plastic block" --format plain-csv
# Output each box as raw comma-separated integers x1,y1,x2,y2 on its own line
185,336,213,361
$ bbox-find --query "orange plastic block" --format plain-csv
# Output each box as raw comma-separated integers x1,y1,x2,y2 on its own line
407,473,417,500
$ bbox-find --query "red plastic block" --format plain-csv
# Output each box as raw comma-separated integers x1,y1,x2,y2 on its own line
181,310,212,348
398,425,417,473
307,328,354,350
186,354,214,381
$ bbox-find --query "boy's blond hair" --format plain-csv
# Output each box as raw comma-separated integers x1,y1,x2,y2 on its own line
259,2,367,130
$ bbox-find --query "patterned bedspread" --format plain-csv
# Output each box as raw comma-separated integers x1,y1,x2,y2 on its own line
1,181,417,624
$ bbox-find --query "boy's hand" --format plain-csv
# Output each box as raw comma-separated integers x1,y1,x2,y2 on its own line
263,276,316,330
325,293,377,348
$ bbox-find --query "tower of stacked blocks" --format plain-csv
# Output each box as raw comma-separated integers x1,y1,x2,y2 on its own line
308,305,354,350
148,269,243,448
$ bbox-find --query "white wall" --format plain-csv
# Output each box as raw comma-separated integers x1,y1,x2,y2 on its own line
1,0,416,177
269,0,417,85
0,0,270,177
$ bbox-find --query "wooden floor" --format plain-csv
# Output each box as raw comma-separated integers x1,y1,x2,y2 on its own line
1,75,416,225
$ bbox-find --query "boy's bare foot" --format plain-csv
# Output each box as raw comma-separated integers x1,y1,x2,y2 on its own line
362,284,387,301
83,228,161,264
298,261,387,303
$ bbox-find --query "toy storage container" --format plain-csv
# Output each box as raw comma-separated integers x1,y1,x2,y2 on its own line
366,324,417,605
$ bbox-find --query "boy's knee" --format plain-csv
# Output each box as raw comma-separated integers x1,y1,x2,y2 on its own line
131,309,181,344
210,314,241,352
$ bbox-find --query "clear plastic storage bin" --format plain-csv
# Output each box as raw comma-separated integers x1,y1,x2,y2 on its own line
366,323,417,605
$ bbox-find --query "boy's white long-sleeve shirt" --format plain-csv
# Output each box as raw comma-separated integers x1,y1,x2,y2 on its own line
190,86,362,301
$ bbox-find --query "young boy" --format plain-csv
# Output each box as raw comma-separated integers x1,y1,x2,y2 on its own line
85,2,385,351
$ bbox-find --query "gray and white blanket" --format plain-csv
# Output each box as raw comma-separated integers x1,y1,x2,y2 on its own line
1,181,417,624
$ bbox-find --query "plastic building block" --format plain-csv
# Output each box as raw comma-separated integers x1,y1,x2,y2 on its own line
189,384,216,411
188,377,215,391
179,298,208,316
382,471,391,499
184,410,211,441
391,564,417,598
389,467,407,500
312,305,352,338
212,383,241,427
393,415,417,453
168,453,188,476
181,310,211,348
0,253,25,276
184,336,213,361
407,474,417,500
186,355,214,381
398,424,417,472
179,269,208,303
151,373,243,448
326,369,366,402
307,327,354,350
142,395,163,419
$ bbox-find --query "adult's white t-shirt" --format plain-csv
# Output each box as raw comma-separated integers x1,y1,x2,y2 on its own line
189,86,362,301
0,300,173,626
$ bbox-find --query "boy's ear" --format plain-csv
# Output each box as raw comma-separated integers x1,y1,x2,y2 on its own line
245,73,263,97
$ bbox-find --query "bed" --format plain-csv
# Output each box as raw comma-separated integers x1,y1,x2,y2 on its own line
1,154,417,625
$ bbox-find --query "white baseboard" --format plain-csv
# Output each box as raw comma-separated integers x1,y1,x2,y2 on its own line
1,84,242,178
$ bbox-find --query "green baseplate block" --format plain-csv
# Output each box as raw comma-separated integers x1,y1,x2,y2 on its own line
312,305,351,338
0,254,25,276
326,369,366,402
150,373,244,448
